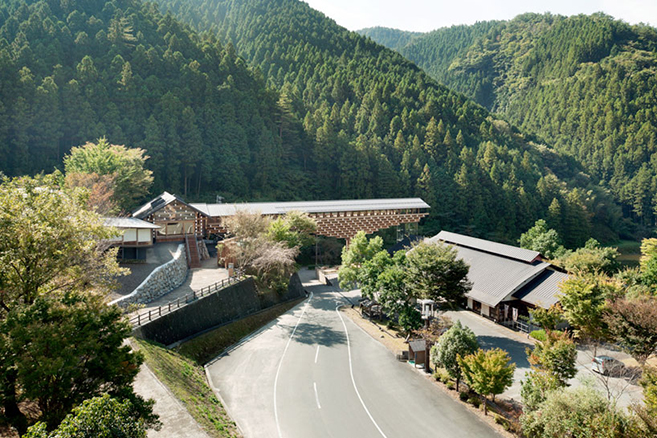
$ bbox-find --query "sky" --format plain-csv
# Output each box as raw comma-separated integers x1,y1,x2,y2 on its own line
302,0,657,32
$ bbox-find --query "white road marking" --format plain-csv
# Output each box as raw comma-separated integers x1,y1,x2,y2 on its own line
336,304,389,438
314,382,321,409
274,292,313,438
315,345,320,364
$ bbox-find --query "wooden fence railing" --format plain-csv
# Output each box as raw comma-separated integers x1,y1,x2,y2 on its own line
130,273,245,327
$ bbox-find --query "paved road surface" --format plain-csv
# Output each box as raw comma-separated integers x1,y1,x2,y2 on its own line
206,271,501,438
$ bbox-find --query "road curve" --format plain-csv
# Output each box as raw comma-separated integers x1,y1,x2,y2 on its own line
206,271,501,438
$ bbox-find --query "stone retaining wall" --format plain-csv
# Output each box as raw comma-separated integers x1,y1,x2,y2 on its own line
133,273,305,346
111,244,188,309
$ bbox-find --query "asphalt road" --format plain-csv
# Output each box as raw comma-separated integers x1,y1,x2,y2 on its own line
206,272,501,438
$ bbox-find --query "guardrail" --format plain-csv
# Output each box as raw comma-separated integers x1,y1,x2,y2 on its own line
130,274,245,327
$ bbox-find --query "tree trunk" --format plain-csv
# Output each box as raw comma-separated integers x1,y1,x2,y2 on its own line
456,376,460,393
425,344,431,373
483,397,487,416
3,370,27,436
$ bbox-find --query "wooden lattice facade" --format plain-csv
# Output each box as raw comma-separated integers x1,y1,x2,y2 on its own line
133,192,430,243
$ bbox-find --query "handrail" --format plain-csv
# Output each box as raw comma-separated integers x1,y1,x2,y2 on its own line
129,273,245,327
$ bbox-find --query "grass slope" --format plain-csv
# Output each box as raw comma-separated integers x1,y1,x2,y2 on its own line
133,339,240,438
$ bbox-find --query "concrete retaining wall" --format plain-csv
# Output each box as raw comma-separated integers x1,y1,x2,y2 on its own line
111,244,188,309
133,273,305,346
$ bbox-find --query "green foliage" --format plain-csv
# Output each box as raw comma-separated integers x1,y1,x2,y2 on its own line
397,304,422,333
64,138,153,211
529,330,547,342
266,210,316,249
558,275,615,341
519,219,567,259
379,13,657,234
641,366,657,418
405,242,471,309
148,0,623,242
357,27,424,51
526,331,577,386
2,292,149,431
431,320,479,392
359,250,395,300
458,348,515,414
559,239,620,275
25,394,159,438
529,305,564,331
520,385,637,438
520,370,561,412
338,231,384,289
639,238,657,288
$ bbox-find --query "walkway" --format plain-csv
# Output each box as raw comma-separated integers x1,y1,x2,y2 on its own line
133,364,210,438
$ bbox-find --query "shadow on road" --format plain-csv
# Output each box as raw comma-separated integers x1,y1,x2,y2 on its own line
277,321,346,348
477,335,531,369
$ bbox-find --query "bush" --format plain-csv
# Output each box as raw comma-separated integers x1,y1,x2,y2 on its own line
530,329,547,342
459,391,469,402
433,367,450,383
446,381,455,390
493,414,511,431
468,396,481,408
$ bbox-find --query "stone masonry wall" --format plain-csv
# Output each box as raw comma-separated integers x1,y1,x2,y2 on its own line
111,244,188,309
133,273,305,346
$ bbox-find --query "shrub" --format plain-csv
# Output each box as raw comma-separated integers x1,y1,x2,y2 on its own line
530,329,547,342
446,381,455,390
468,396,481,408
459,391,469,402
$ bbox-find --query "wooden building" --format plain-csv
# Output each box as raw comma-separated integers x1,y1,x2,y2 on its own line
132,192,430,244
427,231,568,327
104,217,160,260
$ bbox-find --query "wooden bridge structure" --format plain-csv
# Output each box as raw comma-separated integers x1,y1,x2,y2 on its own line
132,192,430,243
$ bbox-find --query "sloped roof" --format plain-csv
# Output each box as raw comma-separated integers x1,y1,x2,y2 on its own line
443,243,551,308
430,230,541,263
104,217,160,229
513,269,568,309
132,192,207,219
190,198,429,217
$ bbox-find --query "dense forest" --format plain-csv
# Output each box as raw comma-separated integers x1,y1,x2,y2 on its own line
0,0,630,245
358,26,422,51
362,14,657,232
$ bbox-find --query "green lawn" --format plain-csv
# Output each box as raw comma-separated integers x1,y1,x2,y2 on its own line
132,339,241,438
177,298,304,365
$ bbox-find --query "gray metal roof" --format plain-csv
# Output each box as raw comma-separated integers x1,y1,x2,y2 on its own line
408,340,426,352
430,231,541,263
444,243,550,308
190,198,430,217
132,192,208,219
104,217,160,229
513,269,568,309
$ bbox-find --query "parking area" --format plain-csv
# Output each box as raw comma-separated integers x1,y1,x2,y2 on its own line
443,310,644,408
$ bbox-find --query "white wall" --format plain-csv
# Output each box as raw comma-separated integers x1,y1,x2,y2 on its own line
138,228,151,243
481,304,490,317
467,297,473,309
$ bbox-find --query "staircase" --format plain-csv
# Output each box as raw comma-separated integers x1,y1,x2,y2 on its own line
185,234,202,268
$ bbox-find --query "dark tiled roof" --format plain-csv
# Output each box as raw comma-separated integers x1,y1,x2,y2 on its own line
513,269,569,309
408,340,426,352
430,230,541,263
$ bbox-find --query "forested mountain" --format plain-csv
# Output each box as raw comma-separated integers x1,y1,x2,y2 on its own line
0,0,305,200
358,27,422,51
365,13,657,231
0,0,627,245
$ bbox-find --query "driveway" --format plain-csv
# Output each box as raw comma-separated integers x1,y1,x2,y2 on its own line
206,270,502,438
444,310,644,408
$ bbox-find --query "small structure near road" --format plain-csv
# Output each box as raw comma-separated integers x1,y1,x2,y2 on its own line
408,339,427,368
104,217,160,261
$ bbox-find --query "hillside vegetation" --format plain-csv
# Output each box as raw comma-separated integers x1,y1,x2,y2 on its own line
150,0,624,245
363,14,657,233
